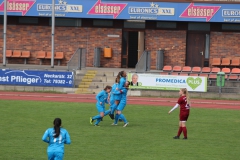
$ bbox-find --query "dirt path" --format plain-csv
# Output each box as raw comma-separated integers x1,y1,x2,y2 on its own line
0,91,239,110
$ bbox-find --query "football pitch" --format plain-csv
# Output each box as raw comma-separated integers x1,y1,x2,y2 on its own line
0,99,239,160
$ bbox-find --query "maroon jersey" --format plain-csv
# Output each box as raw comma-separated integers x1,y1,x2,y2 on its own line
177,96,190,114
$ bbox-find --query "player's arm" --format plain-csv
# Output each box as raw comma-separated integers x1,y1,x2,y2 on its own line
64,131,71,145
42,129,49,143
96,91,103,104
168,103,179,114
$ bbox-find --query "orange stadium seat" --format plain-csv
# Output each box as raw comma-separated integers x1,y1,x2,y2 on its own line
12,50,21,57
212,58,221,66
181,66,191,73
161,65,172,75
36,51,46,65
170,72,179,75
6,50,12,57
199,67,211,78
209,67,220,79
179,73,188,76
189,73,199,76
21,51,31,64
191,67,201,73
45,52,52,59
230,57,240,67
220,58,230,67
172,66,182,72
163,65,172,72
221,68,231,79
55,52,64,66
228,68,240,80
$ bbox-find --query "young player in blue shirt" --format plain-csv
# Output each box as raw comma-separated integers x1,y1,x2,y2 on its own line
108,79,118,120
42,118,71,160
90,85,112,126
112,81,129,127
109,71,127,119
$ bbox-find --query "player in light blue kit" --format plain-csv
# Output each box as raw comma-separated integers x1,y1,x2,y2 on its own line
108,78,118,120
90,85,112,126
112,81,129,127
109,71,127,119
42,118,71,160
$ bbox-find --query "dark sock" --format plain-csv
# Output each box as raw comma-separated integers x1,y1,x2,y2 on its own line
177,127,183,137
182,127,187,138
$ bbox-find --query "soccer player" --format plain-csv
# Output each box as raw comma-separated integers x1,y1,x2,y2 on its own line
113,71,127,106
42,118,71,160
168,88,191,140
90,85,112,126
108,78,118,120
112,81,130,127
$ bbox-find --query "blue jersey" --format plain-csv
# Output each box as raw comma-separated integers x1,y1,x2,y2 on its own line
114,87,128,104
42,128,71,153
119,77,126,90
110,83,118,104
115,77,126,100
96,90,109,107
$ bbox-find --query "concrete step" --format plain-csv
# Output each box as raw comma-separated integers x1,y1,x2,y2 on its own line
81,79,93,82
78,84,90,88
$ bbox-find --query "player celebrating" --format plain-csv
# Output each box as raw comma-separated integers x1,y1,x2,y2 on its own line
112,81,130,127
90,85,112,126
168,88,190,140
108,78,119,120
42,118,71,160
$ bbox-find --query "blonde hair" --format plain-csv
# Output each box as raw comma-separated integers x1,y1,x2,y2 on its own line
181,88,191,105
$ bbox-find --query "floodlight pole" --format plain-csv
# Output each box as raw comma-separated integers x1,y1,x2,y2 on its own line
3,0,7,66
51,0,55,68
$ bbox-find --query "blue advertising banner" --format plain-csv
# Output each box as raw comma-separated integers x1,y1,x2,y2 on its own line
0,69,74,87
0,0,240,23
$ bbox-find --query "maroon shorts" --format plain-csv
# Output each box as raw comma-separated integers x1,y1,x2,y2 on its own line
179,112,189,121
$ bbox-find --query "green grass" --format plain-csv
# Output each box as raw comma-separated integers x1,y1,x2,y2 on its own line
0,100,239,160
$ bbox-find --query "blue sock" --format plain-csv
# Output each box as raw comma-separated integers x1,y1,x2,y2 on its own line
92,114,101,120
114,114,119,124
119,114,127,123
95,118,101,125
104,110,110,116
110,104,117,114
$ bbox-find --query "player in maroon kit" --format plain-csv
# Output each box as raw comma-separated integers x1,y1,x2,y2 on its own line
168,88,190,140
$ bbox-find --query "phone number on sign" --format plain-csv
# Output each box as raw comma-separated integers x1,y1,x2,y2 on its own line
53,80,72,84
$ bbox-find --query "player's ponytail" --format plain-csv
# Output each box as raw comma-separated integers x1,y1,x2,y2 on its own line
181,88,191,105
53,118,61,138
116,71,122,83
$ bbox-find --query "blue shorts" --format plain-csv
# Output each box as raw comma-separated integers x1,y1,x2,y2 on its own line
114,94,122,101
47,152,64,160
116,102,126,111
96,105,105,113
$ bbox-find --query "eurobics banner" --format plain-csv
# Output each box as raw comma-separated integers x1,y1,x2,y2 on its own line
0,0,240,23
0,69,74,87
128,73,207,92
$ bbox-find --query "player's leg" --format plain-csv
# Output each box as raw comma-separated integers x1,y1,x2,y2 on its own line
94,111,104,126
90,106,104,125
181,114,189,139
55,152,64,160
47,152,54,160
173,120,182,139
117,103,128,127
